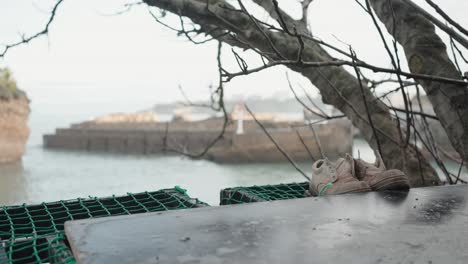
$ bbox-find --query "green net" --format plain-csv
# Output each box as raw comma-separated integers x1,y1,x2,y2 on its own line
220,182,310,205
0,187,208,264
0,233,74,264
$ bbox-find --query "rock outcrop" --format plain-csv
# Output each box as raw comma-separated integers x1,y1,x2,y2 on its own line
0,95,30,163
0,68,30,164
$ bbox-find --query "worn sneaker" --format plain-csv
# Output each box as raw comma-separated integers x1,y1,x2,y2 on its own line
310,154,372,196
354,153,410,191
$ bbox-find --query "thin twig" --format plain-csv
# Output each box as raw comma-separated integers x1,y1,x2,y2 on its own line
298,83,330,118
245,104,310,181
424,0,468,38
222,58,468,85
455,160,465,184
364,0,410,147
351,49,383,157
388,107,439,121
164,42,230,159
1,0,65,57
285,72,328,120
308,124,324,159
296,130,315,162
400,0,468,49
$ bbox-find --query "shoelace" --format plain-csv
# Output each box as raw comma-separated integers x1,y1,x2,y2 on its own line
318,182,334,196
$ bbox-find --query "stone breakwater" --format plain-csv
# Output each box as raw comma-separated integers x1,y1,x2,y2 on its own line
43,118,353,163
0,96,30,164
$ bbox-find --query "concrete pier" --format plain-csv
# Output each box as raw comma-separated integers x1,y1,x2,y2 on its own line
44,119,353,162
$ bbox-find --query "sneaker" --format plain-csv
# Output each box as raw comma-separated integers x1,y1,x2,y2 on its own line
354,153,410,191
310,154,372,196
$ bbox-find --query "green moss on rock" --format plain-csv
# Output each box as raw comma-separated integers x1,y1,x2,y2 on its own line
0,68,24,100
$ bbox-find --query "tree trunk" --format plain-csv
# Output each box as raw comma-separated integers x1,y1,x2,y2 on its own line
143,0,441,186
369,0,468,166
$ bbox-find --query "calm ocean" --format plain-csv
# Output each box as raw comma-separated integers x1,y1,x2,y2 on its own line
0,101,311,206
0,100,464,206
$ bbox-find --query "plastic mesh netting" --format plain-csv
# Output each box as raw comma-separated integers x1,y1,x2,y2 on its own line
220,182,310,205
0,187,208,264
0,233,72,264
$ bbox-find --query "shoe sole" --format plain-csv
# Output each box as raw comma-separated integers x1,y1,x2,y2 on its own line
339,187,373,195
372,175,410,191
311,186,372,196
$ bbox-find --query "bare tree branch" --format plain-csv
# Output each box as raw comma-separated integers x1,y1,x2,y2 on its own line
399,0,468,49
0,0,65,58
245,104,310,181
424,0,468,38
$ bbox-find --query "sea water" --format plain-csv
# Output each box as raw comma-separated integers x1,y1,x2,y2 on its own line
0,101,465,206
0,102,312,206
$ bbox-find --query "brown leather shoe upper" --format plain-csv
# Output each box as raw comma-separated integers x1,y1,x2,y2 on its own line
354,153,410,191
310,155,371,196
335,154,358,184
354,153,386,182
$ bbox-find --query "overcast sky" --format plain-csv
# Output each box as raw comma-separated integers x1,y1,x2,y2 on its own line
0,0,466,113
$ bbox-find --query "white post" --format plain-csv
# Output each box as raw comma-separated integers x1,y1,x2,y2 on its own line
236,106,244,135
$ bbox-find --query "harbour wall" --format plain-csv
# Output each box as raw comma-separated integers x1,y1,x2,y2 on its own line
44,119,353,162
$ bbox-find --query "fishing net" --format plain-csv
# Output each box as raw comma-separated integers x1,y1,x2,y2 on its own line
220,182,310,205
0,187,208,264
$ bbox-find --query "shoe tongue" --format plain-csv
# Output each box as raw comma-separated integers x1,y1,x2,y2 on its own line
346,154,356,178
360,155,385,175
323,159,338,182
335,158,350,176
375,153,386,170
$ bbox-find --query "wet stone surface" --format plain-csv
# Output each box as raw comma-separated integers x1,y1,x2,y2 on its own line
65,185,468,264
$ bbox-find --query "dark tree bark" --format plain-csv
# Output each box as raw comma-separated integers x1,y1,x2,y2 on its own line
369,0,468,166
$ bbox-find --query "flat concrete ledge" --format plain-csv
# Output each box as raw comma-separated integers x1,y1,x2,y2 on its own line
66,185,468,264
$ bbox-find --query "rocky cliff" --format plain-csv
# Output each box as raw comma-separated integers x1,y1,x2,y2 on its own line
0,67,30,164
0,96,30,163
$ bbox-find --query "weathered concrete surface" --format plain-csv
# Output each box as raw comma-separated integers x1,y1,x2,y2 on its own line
0,96,30,164
66,185,468,264
207,121,352,162
44,119,353,162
